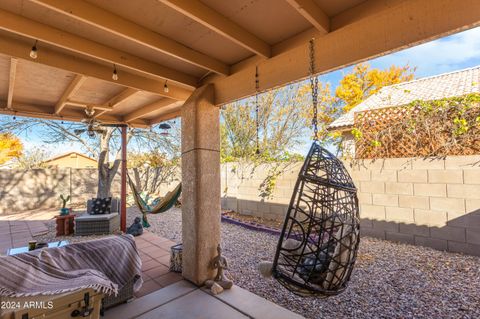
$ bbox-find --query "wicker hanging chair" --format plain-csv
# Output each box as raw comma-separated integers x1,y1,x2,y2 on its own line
270,141,360,296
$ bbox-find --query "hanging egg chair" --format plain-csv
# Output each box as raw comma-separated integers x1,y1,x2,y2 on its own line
258,39,360,297
271,142,360,296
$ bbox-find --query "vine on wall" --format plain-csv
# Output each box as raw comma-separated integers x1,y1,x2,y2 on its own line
353,93,480,159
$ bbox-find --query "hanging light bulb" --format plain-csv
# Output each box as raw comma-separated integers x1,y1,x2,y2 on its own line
112,64,118,81
30,40,38,59
163,80,169,93
13,112,16,120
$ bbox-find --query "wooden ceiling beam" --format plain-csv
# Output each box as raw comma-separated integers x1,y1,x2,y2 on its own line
158,0,271,58
0,35,193,101
32,0,230,76
55,75,86,114
0,8,198,88
205,0,480,105
123,98,181,123
95,88,139,117
7,58,17,109
0,102,150,128
65,100,114,112
285,0,329,33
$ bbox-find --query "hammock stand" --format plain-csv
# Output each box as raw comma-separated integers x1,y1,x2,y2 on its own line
267,39,360,297
127,174,182,227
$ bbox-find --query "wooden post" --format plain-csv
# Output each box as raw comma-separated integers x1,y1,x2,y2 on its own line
121,126,127,232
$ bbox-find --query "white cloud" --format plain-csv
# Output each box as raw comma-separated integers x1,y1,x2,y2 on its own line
371,27,480,76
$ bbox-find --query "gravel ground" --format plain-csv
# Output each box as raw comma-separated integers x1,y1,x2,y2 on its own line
142,207,480,319
32,207,480,318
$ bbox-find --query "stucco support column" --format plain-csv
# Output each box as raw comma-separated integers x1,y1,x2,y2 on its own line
181,84,220,285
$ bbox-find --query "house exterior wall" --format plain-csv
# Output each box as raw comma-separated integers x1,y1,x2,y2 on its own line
45,153,97,169
221,156,480,256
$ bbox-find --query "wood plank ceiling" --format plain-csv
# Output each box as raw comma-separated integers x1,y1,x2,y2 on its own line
0,0,477,127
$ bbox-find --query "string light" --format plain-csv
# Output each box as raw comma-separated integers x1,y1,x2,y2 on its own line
112,64,118,81
30,40,38,59
163,80,169,93
13,111,16,120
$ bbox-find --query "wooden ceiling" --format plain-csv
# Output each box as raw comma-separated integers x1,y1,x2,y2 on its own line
0,0,478,127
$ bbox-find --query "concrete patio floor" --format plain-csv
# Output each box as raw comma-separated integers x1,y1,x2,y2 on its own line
0,215,303,318
0,219,49,252
133,231,183,297
104,280,304,319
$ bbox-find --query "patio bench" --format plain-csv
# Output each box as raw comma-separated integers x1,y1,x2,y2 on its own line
75,198,120,236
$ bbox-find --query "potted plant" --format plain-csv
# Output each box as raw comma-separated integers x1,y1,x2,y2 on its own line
60,194,71,215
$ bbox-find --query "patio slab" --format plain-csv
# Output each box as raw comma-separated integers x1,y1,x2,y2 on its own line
203,284,304,319
133,231,183,297
105,280,304,319
0,219,49,253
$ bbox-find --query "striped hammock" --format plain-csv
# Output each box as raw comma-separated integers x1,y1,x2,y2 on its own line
127,175,181,227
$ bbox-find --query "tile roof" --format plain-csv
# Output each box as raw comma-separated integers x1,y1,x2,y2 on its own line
329,65,480,130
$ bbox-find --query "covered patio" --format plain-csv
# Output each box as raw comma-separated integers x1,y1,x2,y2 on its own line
0,0,479,318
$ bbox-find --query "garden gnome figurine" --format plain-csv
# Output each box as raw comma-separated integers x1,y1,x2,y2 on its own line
126,217,144,236
205,244,233,292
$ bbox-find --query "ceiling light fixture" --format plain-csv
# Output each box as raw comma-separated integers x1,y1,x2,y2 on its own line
163,80,169,93
30,40,38,59
112,64,118,81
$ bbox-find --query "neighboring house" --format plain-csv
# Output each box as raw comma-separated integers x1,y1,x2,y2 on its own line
44,152,97,169
329,65,480,156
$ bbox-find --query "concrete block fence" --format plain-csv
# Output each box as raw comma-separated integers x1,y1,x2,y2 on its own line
1,157,479,255
221,156,480,256
0,167,180,214
0,168,121,214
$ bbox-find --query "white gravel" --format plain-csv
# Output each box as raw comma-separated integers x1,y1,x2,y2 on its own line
32,207,480,318
140,207,480,319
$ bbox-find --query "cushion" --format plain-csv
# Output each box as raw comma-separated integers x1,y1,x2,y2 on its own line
76,213,119,221
91,197,112,215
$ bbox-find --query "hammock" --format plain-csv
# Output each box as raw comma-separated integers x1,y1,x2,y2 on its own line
127,175,182,227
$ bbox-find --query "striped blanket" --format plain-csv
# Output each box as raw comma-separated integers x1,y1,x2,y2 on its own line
0,234,142,298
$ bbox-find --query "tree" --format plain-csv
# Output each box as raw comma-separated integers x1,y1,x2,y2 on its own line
335,63,415,113
13,147,50,169
128,150,180,195
311,63,416,154
0,133,23,165
0,116,179,198
221,82,321,162
221,83,317,198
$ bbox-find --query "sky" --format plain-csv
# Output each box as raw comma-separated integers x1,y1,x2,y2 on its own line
7,26,480,157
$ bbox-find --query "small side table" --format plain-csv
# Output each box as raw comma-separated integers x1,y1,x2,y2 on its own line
7,241,69,255
55,214,76,236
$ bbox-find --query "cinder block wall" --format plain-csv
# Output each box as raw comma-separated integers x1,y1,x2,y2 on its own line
221,162,301,220
0,167,178,214
0,168,121,214
350,156,480,256
221,156,480,256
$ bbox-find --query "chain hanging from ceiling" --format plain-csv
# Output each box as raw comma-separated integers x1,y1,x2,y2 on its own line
255,65,260,155
309,39,319,141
